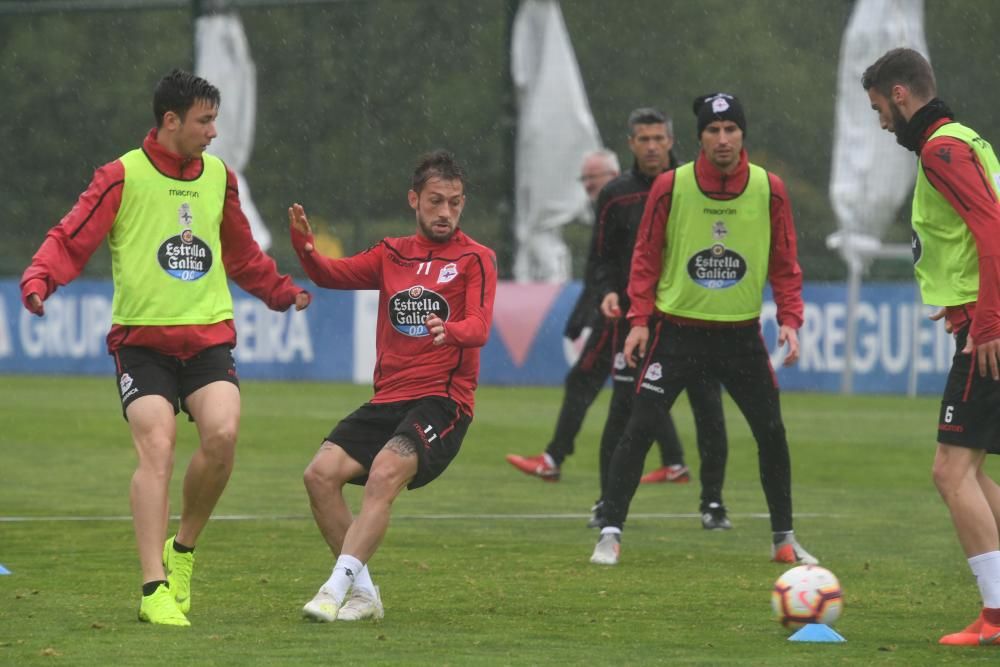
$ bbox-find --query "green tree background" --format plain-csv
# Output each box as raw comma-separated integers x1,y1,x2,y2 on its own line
1,0,996,280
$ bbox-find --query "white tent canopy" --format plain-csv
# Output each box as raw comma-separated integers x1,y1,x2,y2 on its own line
828,0,929,393
195,13,272,250
511,0,601,282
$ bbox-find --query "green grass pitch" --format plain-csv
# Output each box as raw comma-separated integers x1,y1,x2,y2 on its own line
1,374,998,665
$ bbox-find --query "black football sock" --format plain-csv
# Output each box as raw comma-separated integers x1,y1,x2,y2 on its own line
142,579,168,597
172,540,195,554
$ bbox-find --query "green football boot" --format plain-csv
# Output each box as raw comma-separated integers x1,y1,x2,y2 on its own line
138,583,190,627
163,536,195,614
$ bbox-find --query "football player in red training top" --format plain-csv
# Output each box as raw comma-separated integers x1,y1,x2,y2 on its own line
864,47,1000,647
21,69,309,627
288,149,497,622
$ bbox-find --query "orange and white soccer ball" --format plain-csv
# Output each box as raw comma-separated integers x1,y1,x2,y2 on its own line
771,565,843,630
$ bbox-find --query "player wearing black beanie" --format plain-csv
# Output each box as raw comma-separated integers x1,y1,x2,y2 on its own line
693,92,747,138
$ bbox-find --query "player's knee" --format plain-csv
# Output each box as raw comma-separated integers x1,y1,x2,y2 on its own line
753,421,787,447
134,434,175,471
303,461,335,494
625,412,658,443
201,423,238,459
363,464,396,491
931,458,958,493
364,461,410,499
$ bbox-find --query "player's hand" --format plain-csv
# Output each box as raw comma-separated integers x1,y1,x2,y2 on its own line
26,293,44,317
287,203,314,252
294,291,311,311
929,307,953,334
600,292,621,319
425,314,446,346
970,334,1000,380
778,325,800,366
623,325,648,368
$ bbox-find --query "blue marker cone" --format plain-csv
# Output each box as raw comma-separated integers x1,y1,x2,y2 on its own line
0,564,10,575
789,623,846,642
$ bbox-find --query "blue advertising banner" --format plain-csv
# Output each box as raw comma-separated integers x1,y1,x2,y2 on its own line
0,279,953,395
760,283,952,395
0,280,354,381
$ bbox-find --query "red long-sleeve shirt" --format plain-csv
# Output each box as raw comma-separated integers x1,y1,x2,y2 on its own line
920,118,1000,344
291,224,496,414
627,149,804,328
20,129,306,359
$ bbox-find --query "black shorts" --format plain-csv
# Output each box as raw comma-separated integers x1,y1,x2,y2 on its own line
326,396,471,490
111,345,240,420
938,329,1000,453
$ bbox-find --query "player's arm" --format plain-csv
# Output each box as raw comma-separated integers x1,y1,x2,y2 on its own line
20,162,124,316
591,188,621,318
626,172,673,328
288,203,381,290
766,173,804,366
566,203,604,336
222,172,310,311
923,136,1000,377
426,249,498,347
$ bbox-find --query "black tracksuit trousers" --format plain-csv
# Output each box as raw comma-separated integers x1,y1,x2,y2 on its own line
602,318,794,533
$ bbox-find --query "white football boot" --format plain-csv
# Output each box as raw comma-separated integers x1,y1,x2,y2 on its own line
589,532,621,565
302,586,341,622
337,586,384,621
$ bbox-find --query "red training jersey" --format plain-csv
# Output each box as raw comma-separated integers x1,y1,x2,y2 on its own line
292,225,497,415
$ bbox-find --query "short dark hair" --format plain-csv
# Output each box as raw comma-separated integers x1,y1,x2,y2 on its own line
411,150,466,193
153,69,221,127
861,48,936,99
627,107,672,138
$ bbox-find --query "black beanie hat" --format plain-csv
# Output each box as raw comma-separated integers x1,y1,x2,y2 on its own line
693,93,746,137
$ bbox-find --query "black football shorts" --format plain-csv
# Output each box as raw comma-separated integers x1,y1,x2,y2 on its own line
937,329,1000,453
326,396,471,489
112,345,239,420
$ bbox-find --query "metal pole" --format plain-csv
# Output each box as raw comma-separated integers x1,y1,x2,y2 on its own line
841,255,862,395
499,0,519,280
907,289,920,397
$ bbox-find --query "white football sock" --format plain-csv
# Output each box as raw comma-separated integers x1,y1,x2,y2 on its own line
773,530,794,545
600,526,622,537
323,554,363,605
969,551,1000,608
352,565,377,595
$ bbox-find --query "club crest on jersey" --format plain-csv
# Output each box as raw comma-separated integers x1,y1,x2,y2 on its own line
389,285,450,337
644,362,663,381
712,220,728,241
687,243,746,289
119,373,133,395
179,202,193,228
437,262,458,284
157,202,213,281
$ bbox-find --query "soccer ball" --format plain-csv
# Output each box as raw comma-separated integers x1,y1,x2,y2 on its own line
771,565,843,630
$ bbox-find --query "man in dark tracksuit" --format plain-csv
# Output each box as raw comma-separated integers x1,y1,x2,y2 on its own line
590,94,817,567
506,147,695,493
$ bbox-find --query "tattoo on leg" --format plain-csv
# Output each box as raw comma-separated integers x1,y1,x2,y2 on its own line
384,435,418,458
